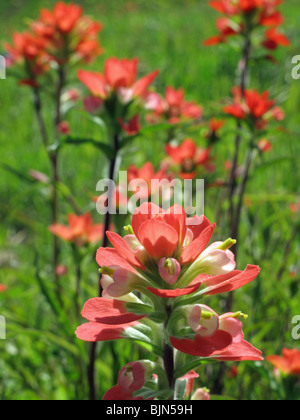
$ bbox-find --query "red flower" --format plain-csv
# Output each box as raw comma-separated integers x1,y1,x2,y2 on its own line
170,310,263,361
145,86,202,124
49,213,105,246
192,388,211,400
166,139,215,178
94,203,259,301
267,349,300,376
118,361,150,393
209,0,240,15
206,0,288,52
78,57,159,103
290,201,300,214
41,2,83,34
77,202,262,389
55,265,68,277
259,1,284,26
204,17,242,46
118,115,141,136
258,138,272,152
224,87,283,129
4,32,47,62
31,2,103,64
209,118,225,133
4,32,49,85
102,360,156,400
262,28,290,50
209,0,275,16
239,0,264,13
127,162,170,199
0,284,7,293
206,118,226,142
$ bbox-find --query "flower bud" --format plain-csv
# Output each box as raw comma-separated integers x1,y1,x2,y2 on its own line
258,139,272,153
159,258,181,285
101,268,137,298
118,360,155,393
219,313,245,343
192,388,210,401
124,234,140,249
124,235,148,265
29,169,50,184
180,240,236,287
57,121,70,135
186,304,219,337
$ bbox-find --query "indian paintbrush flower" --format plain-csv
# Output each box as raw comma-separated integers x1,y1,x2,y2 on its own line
78,57,159,104
76,203,262,400
49,213,105,246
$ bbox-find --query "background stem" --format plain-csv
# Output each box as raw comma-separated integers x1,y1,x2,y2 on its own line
88,132,120,401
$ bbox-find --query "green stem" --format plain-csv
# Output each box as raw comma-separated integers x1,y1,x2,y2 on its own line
88,131,121,401
163,304,175,399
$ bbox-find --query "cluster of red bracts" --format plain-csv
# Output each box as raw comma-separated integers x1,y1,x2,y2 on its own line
78,56,159,135
103,362,210,400
4,2,103,86
76,203,263,399
224,87,285,130
205,0,290,55
145,86,203,125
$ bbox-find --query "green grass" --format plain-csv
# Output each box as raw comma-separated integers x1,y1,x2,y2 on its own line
0,0,300,400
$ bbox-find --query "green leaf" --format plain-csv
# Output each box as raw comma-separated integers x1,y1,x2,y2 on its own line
125,325,163,356
59,136,115,159
254,156,300,173
174,359,216,379
139,122,174,135
34,253,74,337
0,162,35,184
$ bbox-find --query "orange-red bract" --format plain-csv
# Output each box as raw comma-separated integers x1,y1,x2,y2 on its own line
267,348,300,376
49,213,105,245
78,57,159,102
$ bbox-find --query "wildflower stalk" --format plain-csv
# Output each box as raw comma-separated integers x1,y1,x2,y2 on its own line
88,130,121,401
32,84,62,298
217,31,253,395
51,65,66,294
231,140,256,250
227,34,252,250
31,63,67,297
162,304,175,398
32,88,49,150
276,230,297,281
101,133,120,257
